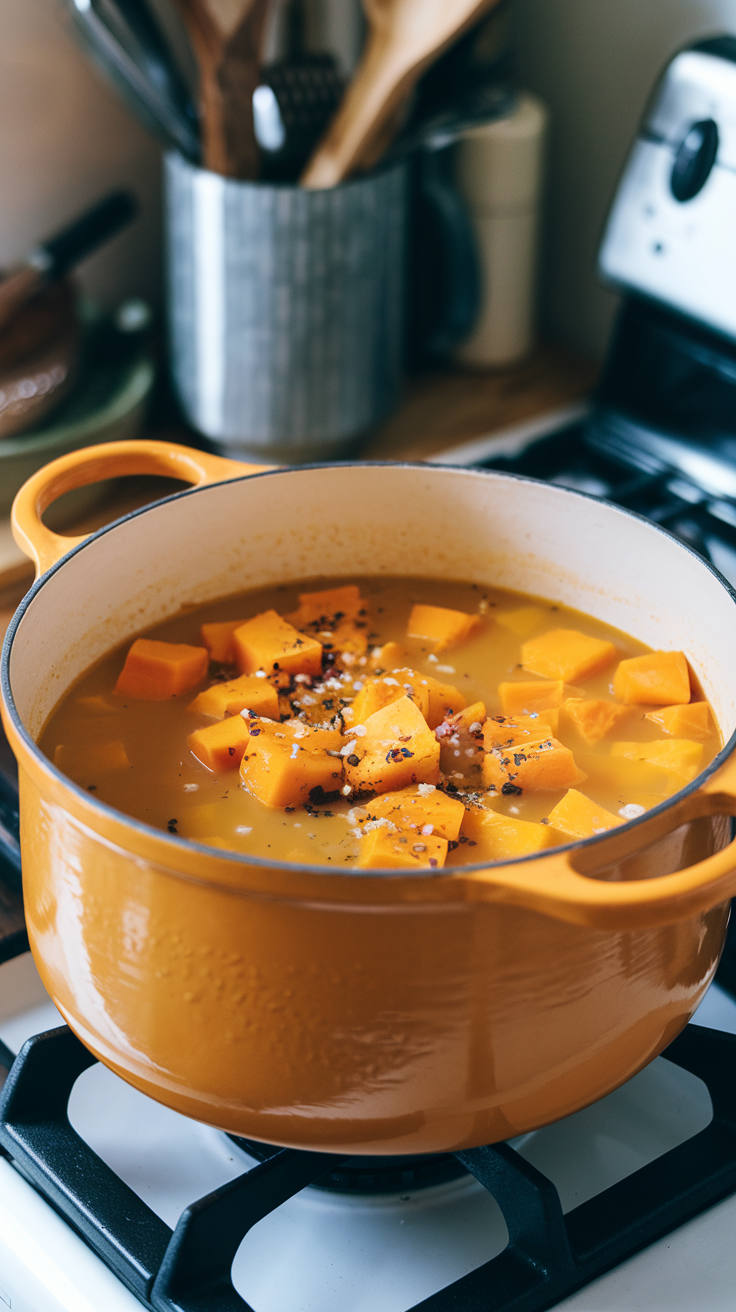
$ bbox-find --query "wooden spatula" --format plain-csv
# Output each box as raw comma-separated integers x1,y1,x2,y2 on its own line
301,0,500,189
175,0,272,177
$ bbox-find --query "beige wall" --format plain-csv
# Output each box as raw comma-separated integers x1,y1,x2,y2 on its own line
516,0,736,359
0,0,163,309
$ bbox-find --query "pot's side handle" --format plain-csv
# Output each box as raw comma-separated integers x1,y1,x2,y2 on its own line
459,753,736,930
12,439,269,577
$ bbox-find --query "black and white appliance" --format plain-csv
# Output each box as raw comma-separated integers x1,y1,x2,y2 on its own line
5,33,736,1312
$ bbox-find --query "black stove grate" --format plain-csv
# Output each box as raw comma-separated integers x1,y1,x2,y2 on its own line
474,414,736,577
2,1022,736,1312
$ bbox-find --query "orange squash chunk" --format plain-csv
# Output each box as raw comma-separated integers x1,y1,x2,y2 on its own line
610,738,703,782
240,719,343,808
188,716,251,772
360,784,465,841
356,827,449,869
290,584,364,626
351,670,430,724
424,676,467,730
461,806,554,859
498,680,565,716
646,701,713,739
521,629,616,683
406,603,481,652
613,652,690,706
344,696,440,794
370,641,406,670
559,698,630,745
483,735,584,793
437,702,486,775
547,788,622,839
188,675,280,720
233,610,322,678
115,639,209,701
54,740,129,775
483,712,558,751
200,620,245,665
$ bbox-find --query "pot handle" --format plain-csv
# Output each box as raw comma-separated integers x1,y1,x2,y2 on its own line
458,752,736,930
12,439,268,577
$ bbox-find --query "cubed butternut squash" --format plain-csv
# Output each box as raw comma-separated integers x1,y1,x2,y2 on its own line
351,671,429,724
240,719,343,808
645,701,713,739
461,806,555,859
233,610,323,678
406,603,481,652
355,827,449,869
495,605,546,637
188,716,251,772
344,696,440,794
200,620,245,665
483,712,558,751
483,735,584,794
521,629,616,683
437,702,486,775
498,680,565,716
290,584,365,626
188,675,280,720
370,641,406,671
613,652,690,705
54,740,130,775
115,639,209,701
610,738,703,782
423,676,467,729
546,788,622,839
558,698,631,745
359,784,465,841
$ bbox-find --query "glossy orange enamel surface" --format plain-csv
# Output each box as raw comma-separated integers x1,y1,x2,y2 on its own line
4,441,736,1154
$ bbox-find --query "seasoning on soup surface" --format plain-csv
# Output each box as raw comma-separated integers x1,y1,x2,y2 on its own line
40,577,721,869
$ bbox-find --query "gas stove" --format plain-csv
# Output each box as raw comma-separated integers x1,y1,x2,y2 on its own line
5,30,736,1312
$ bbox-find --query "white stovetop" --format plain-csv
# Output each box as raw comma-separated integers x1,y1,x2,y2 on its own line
0,950,735,1312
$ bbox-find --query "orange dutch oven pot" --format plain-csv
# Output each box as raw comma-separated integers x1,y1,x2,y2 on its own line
3,438,736,1156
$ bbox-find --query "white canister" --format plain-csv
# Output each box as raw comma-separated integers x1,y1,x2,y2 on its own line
454,92,548,368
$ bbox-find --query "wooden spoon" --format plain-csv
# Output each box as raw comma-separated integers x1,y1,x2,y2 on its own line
301,0,500,189
175,0,272,177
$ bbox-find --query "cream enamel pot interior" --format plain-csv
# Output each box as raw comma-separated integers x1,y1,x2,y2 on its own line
4,439,736,1157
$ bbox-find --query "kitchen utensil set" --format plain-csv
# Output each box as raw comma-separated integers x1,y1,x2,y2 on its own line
68,0,505,183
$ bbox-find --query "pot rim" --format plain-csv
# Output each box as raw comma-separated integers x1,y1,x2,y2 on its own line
4,458,736,878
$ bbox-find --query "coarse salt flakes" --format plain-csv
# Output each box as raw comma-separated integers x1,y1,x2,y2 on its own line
290,744,300,759
421,824,434,836
469,722,482,733
350,724,367,736
619,803,645,820
341,784,352,796
299,695,316,705
382,677,399,686
340,740,358,756
183,783,199,792
346,807,368,824
254,670,267,679
294,674,311,684
427,654,438,663
436,665,456,675
352,682,364,691
417,783,436,796
235,826,253,835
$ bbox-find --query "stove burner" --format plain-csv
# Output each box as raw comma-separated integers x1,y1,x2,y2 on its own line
232,1137,469,1193
3,1023,736,1312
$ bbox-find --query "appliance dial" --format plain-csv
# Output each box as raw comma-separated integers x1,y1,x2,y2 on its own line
670,118,719,201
